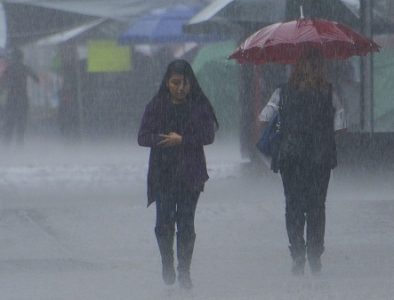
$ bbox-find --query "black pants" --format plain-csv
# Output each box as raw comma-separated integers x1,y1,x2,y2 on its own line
155,184,200,276
155,184,200,236
280,161,331,260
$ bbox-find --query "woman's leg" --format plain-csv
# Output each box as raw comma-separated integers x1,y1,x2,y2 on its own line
306,165,331,273
175,188,199,289
155,191,177,285
281,163,307,274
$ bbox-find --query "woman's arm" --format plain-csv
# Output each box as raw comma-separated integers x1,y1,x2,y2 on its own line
137,102,163,147
258,88,280,123
332,91,347,134
255,88,280,143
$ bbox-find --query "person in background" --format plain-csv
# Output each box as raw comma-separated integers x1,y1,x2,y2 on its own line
138,59,218,289
57,45,80,141
1,47,39,146
258,50,346,275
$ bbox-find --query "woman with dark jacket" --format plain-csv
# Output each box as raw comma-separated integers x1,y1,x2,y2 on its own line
259,52,346,275
138,59,218,289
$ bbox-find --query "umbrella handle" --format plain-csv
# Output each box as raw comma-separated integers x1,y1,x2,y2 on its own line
300,5,304,19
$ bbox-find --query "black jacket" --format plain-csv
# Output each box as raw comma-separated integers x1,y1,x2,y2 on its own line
278,83,337,170
138,94,216,206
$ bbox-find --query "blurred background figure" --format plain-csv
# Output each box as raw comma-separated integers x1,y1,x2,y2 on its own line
56,45,80,141
1,47,39,146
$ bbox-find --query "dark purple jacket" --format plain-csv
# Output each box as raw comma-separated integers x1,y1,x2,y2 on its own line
138,94,216,207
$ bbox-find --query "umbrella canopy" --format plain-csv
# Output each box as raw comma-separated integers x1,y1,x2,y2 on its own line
229,18,381,65
118,4,221,44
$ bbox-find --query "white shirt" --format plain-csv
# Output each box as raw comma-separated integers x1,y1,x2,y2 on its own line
258,88,347,131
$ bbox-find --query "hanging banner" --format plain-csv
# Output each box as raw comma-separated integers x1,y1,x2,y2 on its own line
87,40,131,72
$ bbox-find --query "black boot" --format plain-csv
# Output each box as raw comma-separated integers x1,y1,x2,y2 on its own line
308,256,322,274
155,227,176,285
289,245,306,275
307,247,324,275
177,232,195,289
292,256,306,275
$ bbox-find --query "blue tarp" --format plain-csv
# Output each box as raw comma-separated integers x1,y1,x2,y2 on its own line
118,4,222,44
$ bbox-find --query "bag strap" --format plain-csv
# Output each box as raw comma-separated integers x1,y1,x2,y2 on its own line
277,85,286,123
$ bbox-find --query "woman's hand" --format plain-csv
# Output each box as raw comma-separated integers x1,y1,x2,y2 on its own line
157,132,182,147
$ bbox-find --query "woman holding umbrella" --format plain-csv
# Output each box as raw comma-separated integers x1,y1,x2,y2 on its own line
230,13,379,276
259,50,346,275
138,59,218,289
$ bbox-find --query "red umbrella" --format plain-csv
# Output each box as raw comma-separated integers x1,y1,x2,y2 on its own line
229,18,381,64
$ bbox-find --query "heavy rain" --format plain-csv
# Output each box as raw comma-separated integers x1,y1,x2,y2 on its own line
0,0,393,299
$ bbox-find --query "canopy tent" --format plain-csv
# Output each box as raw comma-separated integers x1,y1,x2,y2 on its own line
0,0,214,47
1,2,97,46
184,0,394,37
1,0,211,20
286,0,394,33
185,0,287,35
33,19,108,47
118,4,221,44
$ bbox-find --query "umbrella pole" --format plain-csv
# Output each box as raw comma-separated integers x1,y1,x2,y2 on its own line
360,0,374,136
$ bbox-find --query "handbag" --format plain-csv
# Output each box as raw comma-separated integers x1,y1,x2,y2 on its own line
256,110,281,158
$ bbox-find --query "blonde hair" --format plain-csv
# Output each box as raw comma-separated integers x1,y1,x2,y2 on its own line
289,52,327,90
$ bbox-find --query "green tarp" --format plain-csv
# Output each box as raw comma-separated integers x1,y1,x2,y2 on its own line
374,48,394,131
192,40,240,136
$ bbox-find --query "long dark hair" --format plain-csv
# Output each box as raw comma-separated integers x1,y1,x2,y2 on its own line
157,59,219,129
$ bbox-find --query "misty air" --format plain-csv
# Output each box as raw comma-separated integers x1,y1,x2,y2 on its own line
0,1,393,299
